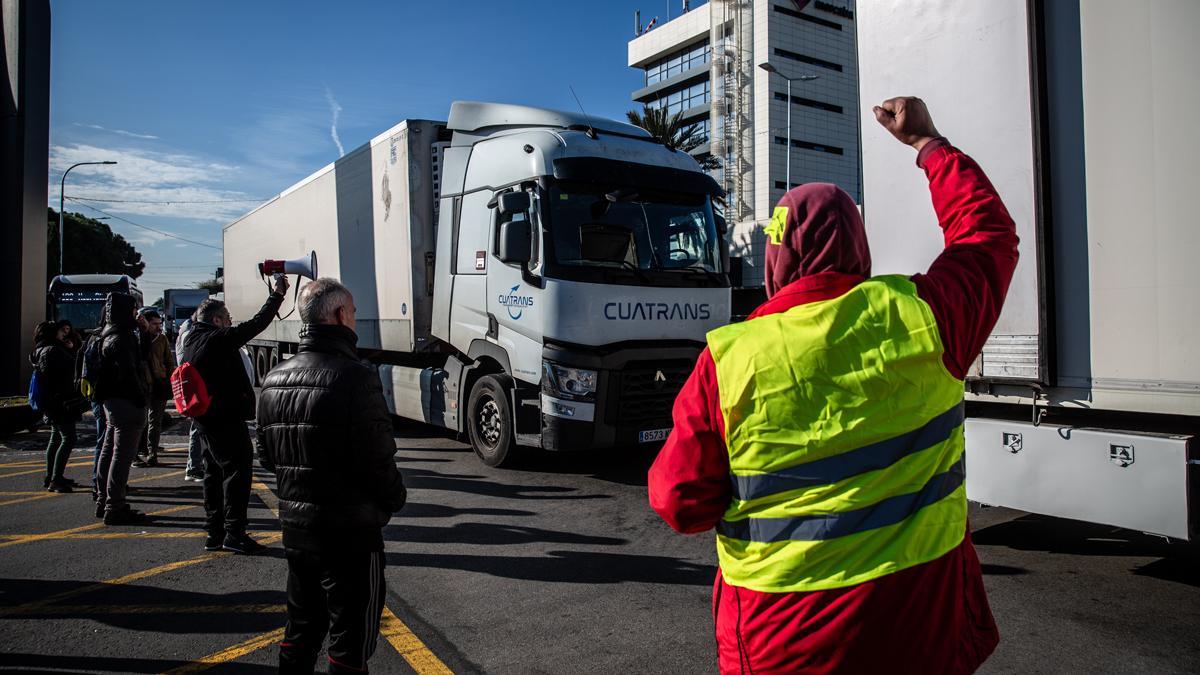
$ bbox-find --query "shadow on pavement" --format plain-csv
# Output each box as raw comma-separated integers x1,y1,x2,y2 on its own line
500,445,659,487
0,653,275,674
0,577,285,634
385,521,627,547
387,550,713,585
402,467,612,501
980,564,1029,575
397,502,536,519
972,513,1200,586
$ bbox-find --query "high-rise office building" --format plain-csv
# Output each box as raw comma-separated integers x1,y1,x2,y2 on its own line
628,0,859,288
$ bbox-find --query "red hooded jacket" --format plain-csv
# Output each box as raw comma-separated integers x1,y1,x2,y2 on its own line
649,139,1019,674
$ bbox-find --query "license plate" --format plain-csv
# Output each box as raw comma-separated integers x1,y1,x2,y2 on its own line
638,428,670,443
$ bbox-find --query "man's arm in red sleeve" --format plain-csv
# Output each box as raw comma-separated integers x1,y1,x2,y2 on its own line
911,139,1021,380
648,348,732,534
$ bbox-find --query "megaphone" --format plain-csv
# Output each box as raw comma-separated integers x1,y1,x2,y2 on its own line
259,250,318,280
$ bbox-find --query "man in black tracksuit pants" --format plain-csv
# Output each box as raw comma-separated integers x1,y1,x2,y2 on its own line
256,278,406,674
179,276,287,553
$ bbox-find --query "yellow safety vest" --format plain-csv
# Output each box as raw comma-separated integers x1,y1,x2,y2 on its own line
707,275,966,593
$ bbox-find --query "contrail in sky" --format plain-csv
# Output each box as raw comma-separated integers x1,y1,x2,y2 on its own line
324,86,345,157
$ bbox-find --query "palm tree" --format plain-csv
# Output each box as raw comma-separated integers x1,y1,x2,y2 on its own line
626,105,721,171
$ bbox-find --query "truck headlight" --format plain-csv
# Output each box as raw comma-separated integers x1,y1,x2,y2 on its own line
543,362,598,400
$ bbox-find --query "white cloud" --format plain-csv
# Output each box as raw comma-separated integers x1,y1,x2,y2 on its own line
324,86,345,158
73,123,160,140
123,229,177,247
49,143,262,223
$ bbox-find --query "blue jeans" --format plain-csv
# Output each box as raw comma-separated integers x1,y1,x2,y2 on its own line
91,403,106,494
185,422,202,475
96,398,146,513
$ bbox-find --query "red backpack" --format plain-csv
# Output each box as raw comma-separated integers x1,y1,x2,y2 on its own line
171,362,211,417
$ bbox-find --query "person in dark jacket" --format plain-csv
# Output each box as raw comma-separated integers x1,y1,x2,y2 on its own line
94,292,152,524
30,321,82,492
257,277,406,675
179,276,287,554
76,319,107,501
134,308,174,468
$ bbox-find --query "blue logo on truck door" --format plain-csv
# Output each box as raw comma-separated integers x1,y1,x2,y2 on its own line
499,284,535,320
603,302,711,321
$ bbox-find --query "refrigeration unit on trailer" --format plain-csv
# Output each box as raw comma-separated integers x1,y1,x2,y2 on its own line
856,0,1197,539
225,101,731,467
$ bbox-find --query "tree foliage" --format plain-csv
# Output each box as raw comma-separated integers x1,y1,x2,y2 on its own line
46,208,145,282
626,105,721,171
196,278,223,294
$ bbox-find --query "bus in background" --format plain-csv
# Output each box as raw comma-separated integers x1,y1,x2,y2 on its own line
47,274,143,333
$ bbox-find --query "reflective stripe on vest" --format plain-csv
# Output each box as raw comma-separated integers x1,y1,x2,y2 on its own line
707,275,967,593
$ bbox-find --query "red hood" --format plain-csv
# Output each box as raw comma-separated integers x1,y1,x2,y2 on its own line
764,183,871,297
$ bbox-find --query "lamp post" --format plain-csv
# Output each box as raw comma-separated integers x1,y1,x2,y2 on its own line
58,160,117,276
758,63,818,191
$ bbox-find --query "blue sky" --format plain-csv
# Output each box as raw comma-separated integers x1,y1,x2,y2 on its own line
49,0,693,302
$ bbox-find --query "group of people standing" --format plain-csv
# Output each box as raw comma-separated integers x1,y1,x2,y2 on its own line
29,295,177,523
30,280,301,550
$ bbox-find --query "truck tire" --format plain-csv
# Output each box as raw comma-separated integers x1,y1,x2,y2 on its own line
467,374,517,467
268,348,280,372
254,347,269,385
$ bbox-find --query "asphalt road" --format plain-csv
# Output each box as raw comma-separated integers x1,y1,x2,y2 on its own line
1,413,1197,673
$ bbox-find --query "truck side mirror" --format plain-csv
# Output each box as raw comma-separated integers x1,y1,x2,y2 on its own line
494,191,531,215
498,220,532,265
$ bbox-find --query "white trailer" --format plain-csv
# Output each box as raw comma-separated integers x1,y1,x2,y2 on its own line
225,102,731,467
855,0,1198,539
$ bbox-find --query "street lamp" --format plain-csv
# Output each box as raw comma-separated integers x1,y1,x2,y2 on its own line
59,160,117,276
759,63,819,191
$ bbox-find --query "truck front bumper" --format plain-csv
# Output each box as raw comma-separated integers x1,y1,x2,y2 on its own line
539,341,703,451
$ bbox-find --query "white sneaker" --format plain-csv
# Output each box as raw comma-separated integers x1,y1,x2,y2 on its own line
184,473,203,482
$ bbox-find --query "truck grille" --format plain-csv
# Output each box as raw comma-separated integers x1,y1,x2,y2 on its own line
609,360,694,425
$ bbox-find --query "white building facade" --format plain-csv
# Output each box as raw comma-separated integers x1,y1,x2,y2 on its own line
628,0,860,288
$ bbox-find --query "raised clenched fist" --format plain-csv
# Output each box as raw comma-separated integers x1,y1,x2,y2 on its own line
873,97,940,151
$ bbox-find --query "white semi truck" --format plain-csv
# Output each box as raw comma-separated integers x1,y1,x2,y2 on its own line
225,101,730,466
856,0,1197,539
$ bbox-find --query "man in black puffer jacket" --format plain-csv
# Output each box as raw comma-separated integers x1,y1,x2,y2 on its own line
179,276,287,554
256,277,405,675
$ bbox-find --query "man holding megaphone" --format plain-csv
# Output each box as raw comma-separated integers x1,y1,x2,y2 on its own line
178,273,289,554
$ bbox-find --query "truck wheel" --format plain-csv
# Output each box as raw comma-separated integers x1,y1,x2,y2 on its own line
254,348,269,385
268,348,280,371
467,375,516,467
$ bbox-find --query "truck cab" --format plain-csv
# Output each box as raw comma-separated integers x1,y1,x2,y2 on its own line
427,102,730,464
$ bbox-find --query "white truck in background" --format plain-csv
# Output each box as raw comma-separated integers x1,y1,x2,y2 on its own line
856,0,1197,540
225,101,730,467
162,288,210,342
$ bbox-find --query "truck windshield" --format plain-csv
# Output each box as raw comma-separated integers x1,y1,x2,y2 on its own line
54,302,106,332
543,181,724,286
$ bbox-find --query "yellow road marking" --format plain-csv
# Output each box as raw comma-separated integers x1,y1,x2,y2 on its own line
249,481,450,671
0,493,57,507
381,607,454,674
0,531,207,540
0,531,282,617
250,481,279,518
0,490,44,495
0,503,194,550
0,460,49,469
0,459,92,479
0,469,187,507
161,626,286,674
17,603,286,615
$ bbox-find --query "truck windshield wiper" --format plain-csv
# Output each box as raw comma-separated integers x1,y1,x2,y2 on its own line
556,258,652,283
678,264,724,284
616,260,652,282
